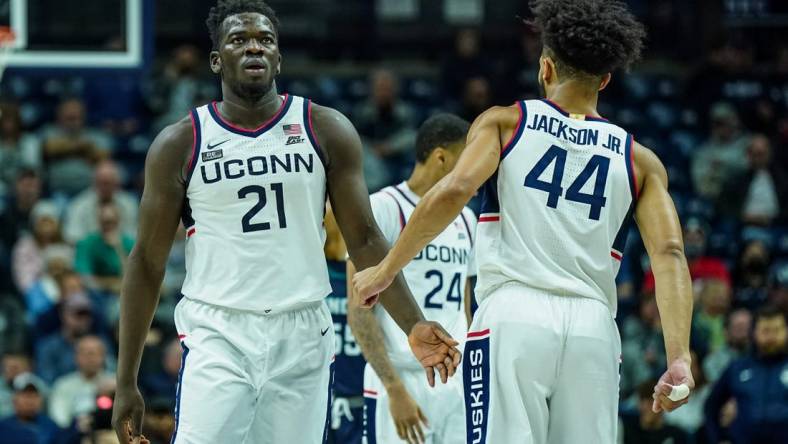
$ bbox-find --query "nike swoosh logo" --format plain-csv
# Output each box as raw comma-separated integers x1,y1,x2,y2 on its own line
207,139,229,150
320,327,330,336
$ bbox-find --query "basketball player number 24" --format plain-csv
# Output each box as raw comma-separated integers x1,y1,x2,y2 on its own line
524,145,610,220
237,183,287,232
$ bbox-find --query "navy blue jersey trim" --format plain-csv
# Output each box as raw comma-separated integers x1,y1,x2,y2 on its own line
479,169,500,214
612,204,635,254
170,342,189,444
501,100,526,160
459,211,474,248
184,108,202,187
207,94,293,138
392,184,418,207
382,190,407,230
304,99,328,168
624,134,639,201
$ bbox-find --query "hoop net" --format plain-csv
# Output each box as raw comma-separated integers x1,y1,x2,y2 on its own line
0,27,16,84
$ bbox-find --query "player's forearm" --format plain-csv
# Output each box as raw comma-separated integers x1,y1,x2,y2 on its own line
116,250,165,386
651,246,693,363
347,234,425,333
382,175,474,276
347,304,405,391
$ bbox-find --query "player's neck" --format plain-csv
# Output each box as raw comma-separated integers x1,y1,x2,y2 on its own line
218,84,282,129
406,164,440,197
546,82,602,118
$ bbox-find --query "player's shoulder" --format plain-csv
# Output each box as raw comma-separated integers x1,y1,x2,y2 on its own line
306,101,360,169
632,139,667,185
460,206,478,225
369,186,402,210
475,104,522,128
146,115,194,174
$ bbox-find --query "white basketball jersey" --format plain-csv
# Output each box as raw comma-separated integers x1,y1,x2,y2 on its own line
180,95,331,313
475,99,637,316
369,182,476,369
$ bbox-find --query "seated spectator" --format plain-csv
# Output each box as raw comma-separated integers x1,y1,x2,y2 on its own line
440,28,493,98
63,160,138,245
12,201,71,294
0,293,27,362
0,169,42,259
353,68,417,187
141,338,182,401
0,353,32,418
621,379,688,444
682,216,732,284
733,240,772,310
693,278,732,356
0,372,59,444
704,308,753,382
456,76,493,123
24,246,75,325
620,291,665,401
48,335,114,428
719,134,788,226
74,202,134,295
664,351,712,441
704,306,788,444
691,102,750,200
35,292,96,384
39,98,114,197
0,102,41,195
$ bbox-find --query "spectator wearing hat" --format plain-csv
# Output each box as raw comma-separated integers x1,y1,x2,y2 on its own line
62,160,138,245
0,372,60,444
74,201,134,295
0,352,32,418
11,201,71,294
719,134,788,226
704,306,788,444
48,335,114,429
691,102,750,200
34,291,97,384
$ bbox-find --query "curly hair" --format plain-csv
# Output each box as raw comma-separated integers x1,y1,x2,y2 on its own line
530,0,646,77
206,0,280,50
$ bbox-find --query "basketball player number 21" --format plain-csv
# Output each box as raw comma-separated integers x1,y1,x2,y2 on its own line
524,145,610,220
237,183,287,232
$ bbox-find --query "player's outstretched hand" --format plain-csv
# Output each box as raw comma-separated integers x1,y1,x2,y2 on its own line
408,321,462,387
388,384,429,444
652,357,695,413
112,384,146,444
353,264,396,308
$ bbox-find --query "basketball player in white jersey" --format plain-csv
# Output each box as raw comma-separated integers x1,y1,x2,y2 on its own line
111,2,461,443
354,1,695,443
347,114,475,444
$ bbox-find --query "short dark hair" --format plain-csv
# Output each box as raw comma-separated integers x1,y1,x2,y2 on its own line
530,0,646,77
415,114,470,163
755,305,786,324
206,0,280,50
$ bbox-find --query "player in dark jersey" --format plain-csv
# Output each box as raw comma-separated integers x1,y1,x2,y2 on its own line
324,204,365,444
111,1,460,443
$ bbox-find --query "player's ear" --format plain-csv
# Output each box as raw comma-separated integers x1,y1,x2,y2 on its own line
210,51,222,75
541,56,557,85
598,73,612,91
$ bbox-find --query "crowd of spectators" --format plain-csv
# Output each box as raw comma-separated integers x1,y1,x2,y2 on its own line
0,25,785,443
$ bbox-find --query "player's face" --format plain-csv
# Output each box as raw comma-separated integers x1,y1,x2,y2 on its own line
212,13,281,99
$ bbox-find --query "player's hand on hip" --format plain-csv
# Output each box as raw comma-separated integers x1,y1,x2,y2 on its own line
387,383,429,444
111,383,146,443
652,357,695,413
408,321,462,387
352,264,395,308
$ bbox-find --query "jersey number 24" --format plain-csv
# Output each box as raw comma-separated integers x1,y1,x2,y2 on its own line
523,145,610,220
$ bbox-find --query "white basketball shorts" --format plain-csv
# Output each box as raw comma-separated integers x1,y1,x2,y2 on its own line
464,283,621,444
172,297,335,444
